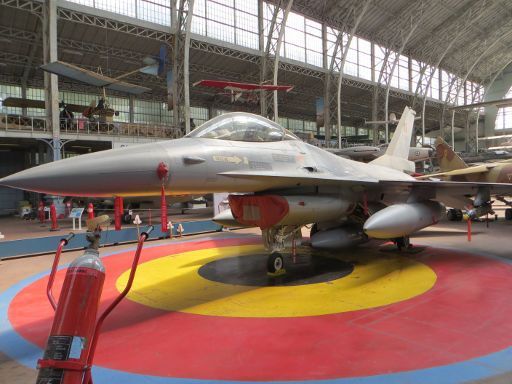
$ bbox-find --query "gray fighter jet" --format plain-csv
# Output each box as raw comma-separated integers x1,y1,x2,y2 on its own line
2,107,511,273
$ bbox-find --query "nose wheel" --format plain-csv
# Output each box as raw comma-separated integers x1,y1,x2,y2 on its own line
267,252,285,276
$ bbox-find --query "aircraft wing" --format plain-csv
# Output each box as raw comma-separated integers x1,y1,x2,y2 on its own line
379,179,511,194
221,170,512,190
3,97,86,113
193,79,293,92
416,164,495,179
40,61,151,95
219,171,512,203
218,170,378,187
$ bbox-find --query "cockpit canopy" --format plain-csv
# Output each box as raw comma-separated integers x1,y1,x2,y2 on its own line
185,112,299,142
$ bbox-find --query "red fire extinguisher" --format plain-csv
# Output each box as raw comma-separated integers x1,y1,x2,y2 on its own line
87,203,94,220
36,225,154,384
37,235,105,384
50,203,59,231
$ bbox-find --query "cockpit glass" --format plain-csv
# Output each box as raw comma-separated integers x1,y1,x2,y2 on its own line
186,112,297,142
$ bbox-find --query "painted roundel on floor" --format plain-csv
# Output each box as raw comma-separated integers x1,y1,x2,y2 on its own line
4,235,512,383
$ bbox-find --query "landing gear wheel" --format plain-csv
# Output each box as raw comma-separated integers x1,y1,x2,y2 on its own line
394,236,410,251
447,208,463,221
505,208,512,221
267,252,285,275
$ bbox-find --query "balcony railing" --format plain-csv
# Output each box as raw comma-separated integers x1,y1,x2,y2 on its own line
1,114,47,132
0,114,183,139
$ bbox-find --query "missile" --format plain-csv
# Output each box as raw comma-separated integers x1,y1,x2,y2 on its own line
363,200,445,239
310,225,367,249
466,202,493,220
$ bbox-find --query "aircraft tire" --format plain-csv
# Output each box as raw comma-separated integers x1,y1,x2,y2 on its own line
505,209,512,221
447,209,463,221
394,236,410,251
267,252,284,274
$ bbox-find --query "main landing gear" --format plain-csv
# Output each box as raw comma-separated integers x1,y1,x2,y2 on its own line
262,226,302,276
393,235,411,251
447,208,463,221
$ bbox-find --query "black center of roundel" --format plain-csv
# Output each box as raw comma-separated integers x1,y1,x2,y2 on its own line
198,253,354,287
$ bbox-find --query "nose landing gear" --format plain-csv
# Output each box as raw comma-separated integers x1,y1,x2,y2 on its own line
267,252,285,275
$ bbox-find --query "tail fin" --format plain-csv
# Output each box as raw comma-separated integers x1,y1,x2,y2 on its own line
434,136,467,172
369,106,416,173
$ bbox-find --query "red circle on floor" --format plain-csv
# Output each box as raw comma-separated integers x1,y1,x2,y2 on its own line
8,237,512,381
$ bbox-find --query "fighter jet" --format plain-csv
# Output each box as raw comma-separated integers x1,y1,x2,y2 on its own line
418,137,512,220
2,107,512,274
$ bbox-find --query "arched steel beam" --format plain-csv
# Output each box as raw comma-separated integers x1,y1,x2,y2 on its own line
472,59,512,153
322,0,369,147
380,1,428,143
335,1,371,147
417,1,490,145
449,23,512,148
260,0,293,121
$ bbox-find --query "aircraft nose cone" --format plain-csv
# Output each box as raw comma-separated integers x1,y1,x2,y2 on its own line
0,143,170,197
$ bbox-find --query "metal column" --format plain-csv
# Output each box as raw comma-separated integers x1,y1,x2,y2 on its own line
172,0,195,135
323,0,370,148
42,0,60,161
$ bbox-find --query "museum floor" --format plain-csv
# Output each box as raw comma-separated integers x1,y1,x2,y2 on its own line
1,219,512,384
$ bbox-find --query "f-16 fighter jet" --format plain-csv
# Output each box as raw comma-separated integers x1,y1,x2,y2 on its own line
2,107,512,273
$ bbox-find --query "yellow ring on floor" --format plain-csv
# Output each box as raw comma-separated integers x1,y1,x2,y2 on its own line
117,244,436,318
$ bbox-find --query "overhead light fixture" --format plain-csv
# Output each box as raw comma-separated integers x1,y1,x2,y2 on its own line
0,63,7,67
0,143,19,146
0,37,12,43
71,145,91,149
61,49,83,56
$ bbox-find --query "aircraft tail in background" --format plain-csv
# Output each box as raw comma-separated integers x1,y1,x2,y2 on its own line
434,137,468,172
369,106,416,173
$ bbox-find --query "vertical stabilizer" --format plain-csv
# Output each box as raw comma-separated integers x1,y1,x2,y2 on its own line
369,106,416,173
434,136,468,172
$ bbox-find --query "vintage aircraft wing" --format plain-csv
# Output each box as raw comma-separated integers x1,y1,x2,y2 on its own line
2,97,86,113
193,79,293,92
3,97,46,109
41,61,151,95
